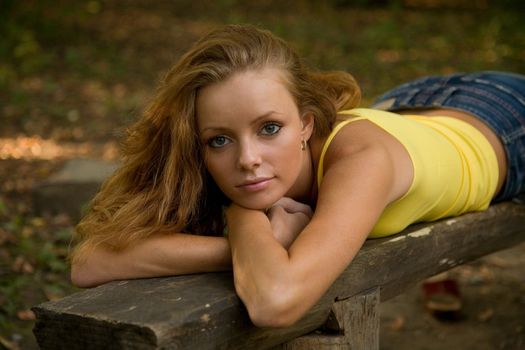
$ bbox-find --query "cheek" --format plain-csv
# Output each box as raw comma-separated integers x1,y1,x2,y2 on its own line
204,153,233,189
275,132,302,160
204,156,222,180
266,135,303,178
282,146,303,173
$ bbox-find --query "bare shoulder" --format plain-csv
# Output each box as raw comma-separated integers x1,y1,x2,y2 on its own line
315,119,414,211
289,119,415,286
326,118,406,159
277,119,417,319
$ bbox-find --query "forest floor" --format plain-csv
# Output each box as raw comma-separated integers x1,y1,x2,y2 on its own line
1,1,524,349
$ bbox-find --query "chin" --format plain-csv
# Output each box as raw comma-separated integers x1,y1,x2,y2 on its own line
234,195,281,211
236,201,270,211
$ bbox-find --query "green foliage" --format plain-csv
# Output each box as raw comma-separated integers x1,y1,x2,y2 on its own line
0,199,77,341
0,0,103,85
0,1,524,347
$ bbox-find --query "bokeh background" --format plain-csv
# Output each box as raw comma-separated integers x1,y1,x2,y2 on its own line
1,0,524,349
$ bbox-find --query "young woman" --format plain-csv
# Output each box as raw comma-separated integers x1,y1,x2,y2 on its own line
69,24,525,327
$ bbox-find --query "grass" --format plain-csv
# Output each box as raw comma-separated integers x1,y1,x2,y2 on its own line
0,0,524,348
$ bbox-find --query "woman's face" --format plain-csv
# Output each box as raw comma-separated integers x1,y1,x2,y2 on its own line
196,68,314,210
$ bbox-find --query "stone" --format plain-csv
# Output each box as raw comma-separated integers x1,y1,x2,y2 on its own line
33,159,118,220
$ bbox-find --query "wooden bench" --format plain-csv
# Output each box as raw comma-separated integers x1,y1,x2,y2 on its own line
32,201,525,349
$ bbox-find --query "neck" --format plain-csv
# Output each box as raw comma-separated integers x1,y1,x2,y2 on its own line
306,133,327,206
287,142,321,206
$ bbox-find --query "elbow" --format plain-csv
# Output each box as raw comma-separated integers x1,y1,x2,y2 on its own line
70,244,120,288
248,298,302,328
249,309,300,329
70,261,104,288
243,285,304,328
70,264,89,288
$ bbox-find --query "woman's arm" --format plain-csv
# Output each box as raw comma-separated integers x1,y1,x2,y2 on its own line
70,233,231,288
71,198,310,289
227,120,414,327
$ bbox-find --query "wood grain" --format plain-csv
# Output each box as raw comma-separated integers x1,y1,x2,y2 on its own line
33,202,525,349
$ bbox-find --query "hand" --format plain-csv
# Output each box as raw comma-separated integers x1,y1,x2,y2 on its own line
266,198,313,249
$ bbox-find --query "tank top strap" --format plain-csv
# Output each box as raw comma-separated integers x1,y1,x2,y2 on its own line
317,111,357,188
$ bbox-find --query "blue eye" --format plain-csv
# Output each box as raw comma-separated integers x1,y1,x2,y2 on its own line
261,123,281,136
208,136,231,148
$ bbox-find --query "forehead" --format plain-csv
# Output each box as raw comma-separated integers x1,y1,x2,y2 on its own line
196,68,298,128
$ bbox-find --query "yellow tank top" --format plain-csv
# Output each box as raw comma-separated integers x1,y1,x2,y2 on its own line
317,108,499,238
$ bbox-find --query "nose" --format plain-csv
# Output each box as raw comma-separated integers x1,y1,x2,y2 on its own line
237,140,262,170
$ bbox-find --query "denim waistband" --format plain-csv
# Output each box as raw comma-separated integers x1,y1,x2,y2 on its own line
371,71,525,201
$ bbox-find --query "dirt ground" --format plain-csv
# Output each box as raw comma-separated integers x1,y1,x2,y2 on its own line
2,2,525,348
379,242,525,350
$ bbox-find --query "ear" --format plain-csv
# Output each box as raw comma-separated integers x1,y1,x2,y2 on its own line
301,112,315,141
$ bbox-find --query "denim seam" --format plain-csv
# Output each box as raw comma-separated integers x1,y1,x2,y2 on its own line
454,85,523,120
466,77,525,106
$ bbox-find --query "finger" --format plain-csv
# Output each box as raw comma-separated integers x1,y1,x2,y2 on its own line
273,197,313,218
291,211,311,225
266,205,286,220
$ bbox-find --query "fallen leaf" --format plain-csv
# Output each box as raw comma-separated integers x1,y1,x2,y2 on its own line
0,334,20,350
389,316,405,331
16,309,36,321
484,255,512,268
30,217,47,228
45,290,65,301
479,286,492,295
479,266,495,281
200,313,211,323
12,256,34,274
52,213,71,226
477,308,494,322
21,226,35,238
0,227,15,245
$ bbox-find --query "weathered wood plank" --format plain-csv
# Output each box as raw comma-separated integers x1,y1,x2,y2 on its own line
278,287,380,350
32,202,525,349
338,287,380,350
276,334,348,350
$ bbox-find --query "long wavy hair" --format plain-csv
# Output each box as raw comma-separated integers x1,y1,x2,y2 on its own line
70,24,360,263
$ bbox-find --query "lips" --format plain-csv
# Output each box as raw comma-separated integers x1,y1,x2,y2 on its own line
237,177,274,191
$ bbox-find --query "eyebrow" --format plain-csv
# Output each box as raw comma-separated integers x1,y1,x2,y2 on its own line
199,111,282,134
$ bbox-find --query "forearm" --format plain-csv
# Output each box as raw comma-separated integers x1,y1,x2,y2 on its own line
228,206,369,328
71,233,231,288
228,208,296,326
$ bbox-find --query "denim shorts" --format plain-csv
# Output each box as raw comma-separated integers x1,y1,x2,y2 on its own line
371,71,525,201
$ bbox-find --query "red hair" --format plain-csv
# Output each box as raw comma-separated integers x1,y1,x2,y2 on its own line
70,24,360,263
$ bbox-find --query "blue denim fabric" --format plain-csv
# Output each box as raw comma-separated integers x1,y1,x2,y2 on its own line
371,71,525,201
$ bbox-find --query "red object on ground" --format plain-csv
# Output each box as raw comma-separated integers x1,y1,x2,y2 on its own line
422,279,462,313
